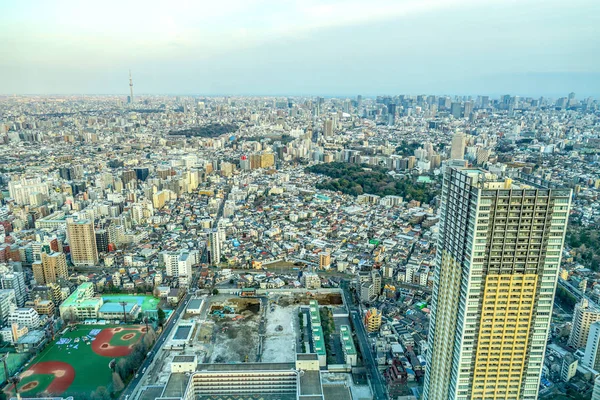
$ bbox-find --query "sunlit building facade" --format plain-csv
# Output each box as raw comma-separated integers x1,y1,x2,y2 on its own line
424,167,571,400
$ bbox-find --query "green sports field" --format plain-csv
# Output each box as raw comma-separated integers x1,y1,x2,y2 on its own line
110,329,143,346
101,294,161,312
5,325,146,397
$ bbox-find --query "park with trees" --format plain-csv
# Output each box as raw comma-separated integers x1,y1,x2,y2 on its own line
306,162,438,203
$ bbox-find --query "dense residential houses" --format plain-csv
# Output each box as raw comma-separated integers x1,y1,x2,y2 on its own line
0,94,598,397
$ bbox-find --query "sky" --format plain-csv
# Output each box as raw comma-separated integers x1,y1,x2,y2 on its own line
1,0,599,97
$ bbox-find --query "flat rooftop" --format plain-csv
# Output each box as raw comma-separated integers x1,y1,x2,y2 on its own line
99,303,136,313
322,384,352,400
162,373,190,398
68,218,92,224
37,213,68,221
300,371,323,396
340,325,357,356
137,386,165,400
311,326,326,356
173,355,196,363
173,325,192,340
187,298,203,309
196,362,296,372
199,395,296,400
454,167,567,191
297,353,319,361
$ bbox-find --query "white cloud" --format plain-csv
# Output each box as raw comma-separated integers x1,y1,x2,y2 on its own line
0,0,481,64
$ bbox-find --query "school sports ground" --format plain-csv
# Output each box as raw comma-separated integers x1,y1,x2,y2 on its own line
4,324,147,397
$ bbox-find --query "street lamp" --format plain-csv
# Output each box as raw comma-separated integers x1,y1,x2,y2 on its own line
1,352,9,386
9,375,21,400
120,301,128,323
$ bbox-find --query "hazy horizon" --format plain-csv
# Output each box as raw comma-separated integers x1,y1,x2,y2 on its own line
2,0,599,97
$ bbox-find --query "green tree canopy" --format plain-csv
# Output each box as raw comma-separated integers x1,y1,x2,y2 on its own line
157,307,166,321
306,162,438,203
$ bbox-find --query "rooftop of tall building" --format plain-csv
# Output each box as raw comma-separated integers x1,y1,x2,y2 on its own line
452,166,568,191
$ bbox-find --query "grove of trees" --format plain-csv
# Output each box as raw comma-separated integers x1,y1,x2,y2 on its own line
115,328,157,384
566,225,600,271
306,162,438,203
168,123,238,138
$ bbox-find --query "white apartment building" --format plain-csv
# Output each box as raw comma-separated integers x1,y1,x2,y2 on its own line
583,321,600,371
8,308,40,330
0,289,17,325
152,354,323,400
8,177,49,205
162,250,199,286
302,272,321,289
208,230,221,265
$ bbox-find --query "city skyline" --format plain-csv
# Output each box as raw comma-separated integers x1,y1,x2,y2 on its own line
1,1,600,397
0,89,598,399
1,0,599,97
0,90,595,101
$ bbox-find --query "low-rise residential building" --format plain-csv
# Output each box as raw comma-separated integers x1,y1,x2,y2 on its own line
25,298,55,316
8,308,41,330
364,308,382,333
302,272,321,289
15,330,48,354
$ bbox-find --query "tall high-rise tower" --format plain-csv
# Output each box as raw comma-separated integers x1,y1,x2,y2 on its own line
34,252,68,284
450,102,462,119
423,167,571,400
450,132,466,160
67,219,98,267
208,230,221,266
568,299,600,349
387,103,397,126
583,321,600,371
0,272,26,307
323,119,333,137
129,70,134,104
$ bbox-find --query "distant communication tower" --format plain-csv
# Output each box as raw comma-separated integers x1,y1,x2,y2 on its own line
128,70,134,104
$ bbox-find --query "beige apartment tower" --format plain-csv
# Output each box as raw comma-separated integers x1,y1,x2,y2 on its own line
423,167,571,400
67,219,98,267
450,132,466,160
33,252,68,284
364,308,382,333
319,252,331,269
568,299,600,349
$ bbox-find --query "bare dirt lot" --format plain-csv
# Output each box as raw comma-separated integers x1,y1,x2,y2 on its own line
197,322,214,343
228,297,261,313
262,304,297,363
208,298,262,363
278,292,342,307
210,314,260,363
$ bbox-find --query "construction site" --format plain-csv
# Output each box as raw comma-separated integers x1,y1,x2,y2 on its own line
137,293,300,391
209,297,263,363
135,290,367,400
204,292,344,364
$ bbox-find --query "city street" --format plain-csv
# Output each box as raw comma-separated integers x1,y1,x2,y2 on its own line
120,285,195,400
343,283,387,400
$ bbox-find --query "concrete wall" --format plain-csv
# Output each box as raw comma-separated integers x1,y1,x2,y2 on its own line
171,361,196,373
296,358,320,371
